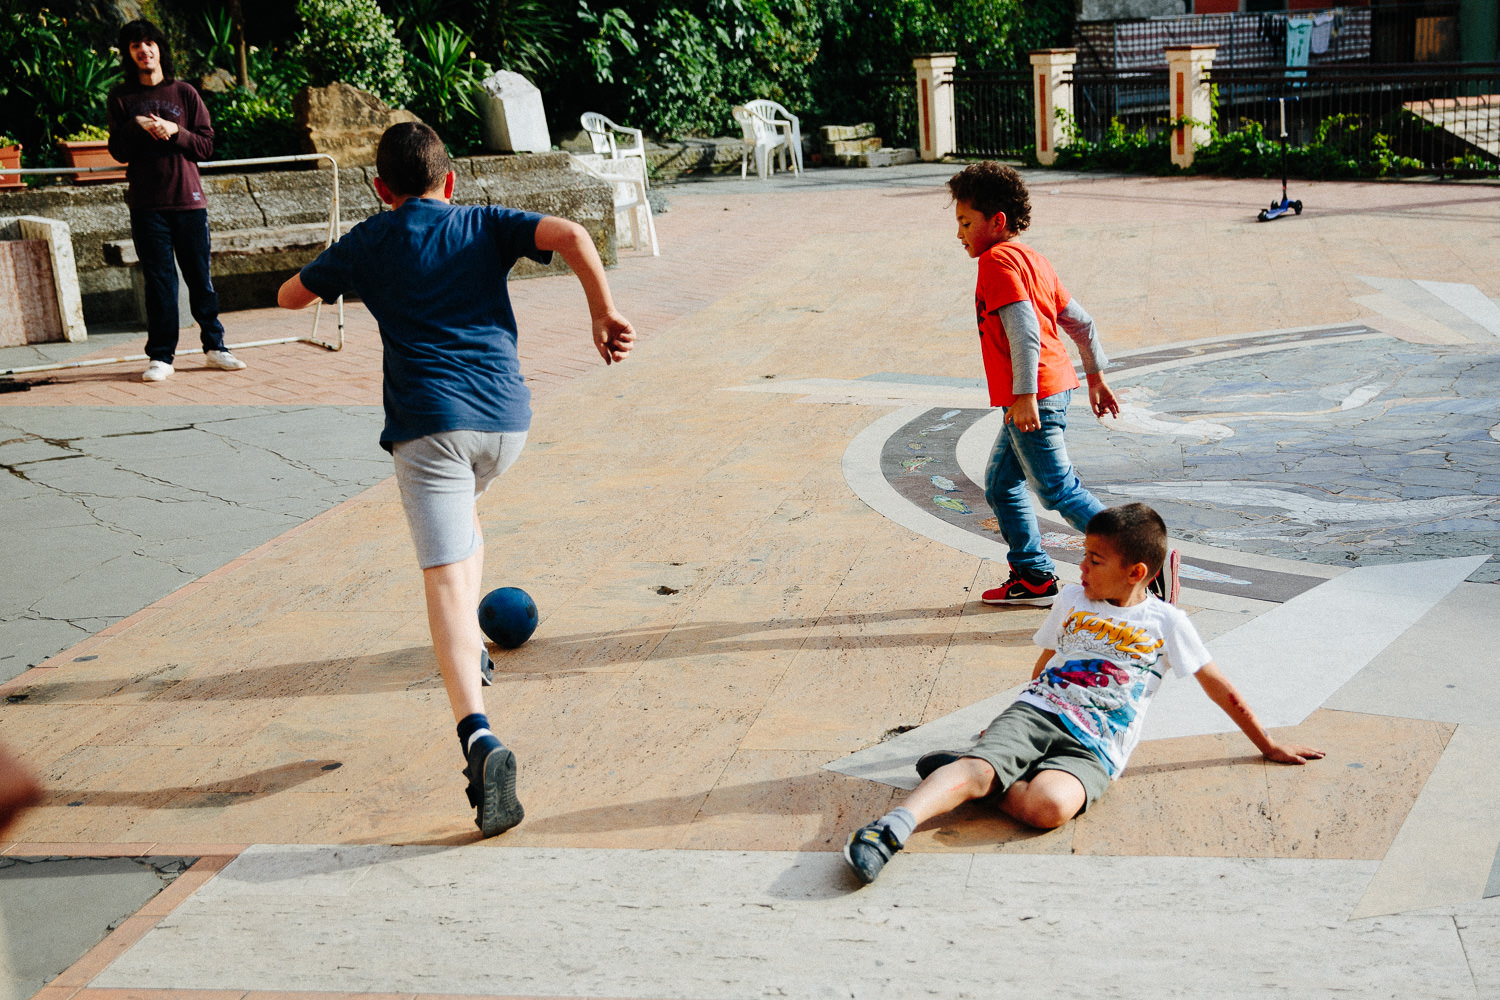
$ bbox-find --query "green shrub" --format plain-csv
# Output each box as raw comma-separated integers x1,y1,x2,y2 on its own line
203,87,299,161
292,0,412,107
62,123,110,142
1050,111,1177,175
1,8,120,161
405,22,490,153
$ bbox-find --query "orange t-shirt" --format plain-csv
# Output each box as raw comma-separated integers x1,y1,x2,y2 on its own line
975,240,1079,408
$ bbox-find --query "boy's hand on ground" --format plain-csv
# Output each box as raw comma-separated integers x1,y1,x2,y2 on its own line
1263,743,1325,765
1005,395,1040,432
593,311,635,365
1088,378,1119,420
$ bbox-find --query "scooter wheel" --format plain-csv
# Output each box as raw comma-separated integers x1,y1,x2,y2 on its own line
1257,210,1268,222
1271,200,1280,210
1293,201,1303,214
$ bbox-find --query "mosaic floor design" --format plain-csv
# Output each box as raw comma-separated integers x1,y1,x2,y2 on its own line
732,322,1500,598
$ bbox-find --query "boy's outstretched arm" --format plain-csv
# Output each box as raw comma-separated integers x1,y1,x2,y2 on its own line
278,273,319,310
1195,662,1325,764
535,216,635,365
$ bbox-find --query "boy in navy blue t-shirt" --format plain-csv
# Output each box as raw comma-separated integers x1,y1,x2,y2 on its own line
279,122,634,837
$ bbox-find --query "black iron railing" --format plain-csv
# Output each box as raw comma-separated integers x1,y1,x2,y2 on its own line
856,73,920,151
1068,69,1174,146
1207,63,1500,175
950,69,1033,158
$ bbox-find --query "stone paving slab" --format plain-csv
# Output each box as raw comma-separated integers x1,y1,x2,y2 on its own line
91,844,1500,999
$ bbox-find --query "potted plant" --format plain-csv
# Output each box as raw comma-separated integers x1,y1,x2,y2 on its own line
58,124,126,183
0,136,22,189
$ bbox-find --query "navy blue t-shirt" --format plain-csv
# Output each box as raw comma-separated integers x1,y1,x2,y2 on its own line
299,199,552,448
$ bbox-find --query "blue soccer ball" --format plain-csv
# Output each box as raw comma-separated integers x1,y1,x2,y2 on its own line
478,586,538,649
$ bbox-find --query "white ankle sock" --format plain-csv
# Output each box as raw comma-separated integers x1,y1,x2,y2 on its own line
879,806,917,845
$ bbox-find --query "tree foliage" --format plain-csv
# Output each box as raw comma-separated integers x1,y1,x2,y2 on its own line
0,0,1075,164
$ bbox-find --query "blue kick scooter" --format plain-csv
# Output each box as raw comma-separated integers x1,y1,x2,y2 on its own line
1258,96,1302,222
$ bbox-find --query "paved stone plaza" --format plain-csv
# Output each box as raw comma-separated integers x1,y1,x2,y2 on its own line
1,164,1497,999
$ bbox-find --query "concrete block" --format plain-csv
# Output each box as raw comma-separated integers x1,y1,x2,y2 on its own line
479,71,552,153
0,238,59,345
0,215,86,343
818,123,877,142
823,138,883,157
831,147,919,168
463,152,615,272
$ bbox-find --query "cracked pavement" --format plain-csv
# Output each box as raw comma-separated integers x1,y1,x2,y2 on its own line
0,404,385,681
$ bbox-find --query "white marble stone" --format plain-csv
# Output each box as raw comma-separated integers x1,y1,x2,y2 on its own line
478,70,551,153
1326,582,1500,727
96,846,1485,999
1353,724,1500,918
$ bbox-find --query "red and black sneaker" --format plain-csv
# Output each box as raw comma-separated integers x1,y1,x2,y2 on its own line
1148,548,1181,605
981,566,1059,606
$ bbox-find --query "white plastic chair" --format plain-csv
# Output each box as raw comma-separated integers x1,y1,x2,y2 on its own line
573,154,658,256
731,105,793,180
742,98,803,174
579,112,649,188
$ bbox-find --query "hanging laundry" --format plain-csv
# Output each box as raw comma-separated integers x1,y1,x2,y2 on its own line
1310,12,1334,55
1286,16,1312,76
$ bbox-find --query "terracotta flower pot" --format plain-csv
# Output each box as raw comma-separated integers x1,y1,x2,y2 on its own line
59,139,126,184
0,144,22,189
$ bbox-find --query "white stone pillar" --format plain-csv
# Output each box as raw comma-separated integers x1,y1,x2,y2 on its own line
1166,45,1217,170
912,53,957,162
1029,49,1077,167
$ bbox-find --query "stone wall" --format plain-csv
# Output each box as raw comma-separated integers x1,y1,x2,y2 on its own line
0,152,615,325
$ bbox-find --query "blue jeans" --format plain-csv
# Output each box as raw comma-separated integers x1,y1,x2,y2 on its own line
130,207,225,363
983,388,1105,577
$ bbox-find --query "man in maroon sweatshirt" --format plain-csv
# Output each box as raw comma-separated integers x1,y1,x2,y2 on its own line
107,19,245,382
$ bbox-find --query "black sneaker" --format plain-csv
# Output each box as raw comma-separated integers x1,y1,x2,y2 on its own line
1148,548,1180,605
915,749,966,781
463,735,524,837
844,822,903,885
981,566,1059,606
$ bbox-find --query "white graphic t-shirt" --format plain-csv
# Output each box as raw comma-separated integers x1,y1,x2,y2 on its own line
1022,584,1212,778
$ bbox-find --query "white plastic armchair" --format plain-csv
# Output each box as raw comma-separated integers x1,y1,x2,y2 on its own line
731,105,793,180
573,154,658,256
742,99,802,174
579,112,649,187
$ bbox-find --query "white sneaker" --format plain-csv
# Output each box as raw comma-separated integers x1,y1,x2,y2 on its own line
141,360,173,382
205,350,247,371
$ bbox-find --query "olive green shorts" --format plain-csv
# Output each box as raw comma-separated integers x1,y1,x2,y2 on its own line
963,701,1112,810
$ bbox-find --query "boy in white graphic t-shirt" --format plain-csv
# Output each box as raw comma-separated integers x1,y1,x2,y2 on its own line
844,502,1325,885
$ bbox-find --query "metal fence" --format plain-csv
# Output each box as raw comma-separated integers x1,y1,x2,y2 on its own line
1076,8,1372,72
1207,63,1500,176
858,73,920,151
1069,69,1174,146
950,69,1033,158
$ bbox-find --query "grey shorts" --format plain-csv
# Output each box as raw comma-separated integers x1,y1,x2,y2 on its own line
963,701,1112,810
392,430,526,569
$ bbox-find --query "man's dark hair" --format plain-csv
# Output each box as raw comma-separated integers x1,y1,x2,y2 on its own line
1087,503,1168,576
947,161,1031,233
376,122,452,198
117,19,175,83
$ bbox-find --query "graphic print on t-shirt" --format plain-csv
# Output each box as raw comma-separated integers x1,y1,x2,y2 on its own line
1025,609,1166,776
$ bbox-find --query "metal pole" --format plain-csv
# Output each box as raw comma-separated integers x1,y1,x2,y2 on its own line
0,152,345,378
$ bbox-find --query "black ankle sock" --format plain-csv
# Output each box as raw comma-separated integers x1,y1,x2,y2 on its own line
456,713,491,754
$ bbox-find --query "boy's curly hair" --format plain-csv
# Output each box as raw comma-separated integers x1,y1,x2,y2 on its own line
947,161,1031,233
1086,503,1168,577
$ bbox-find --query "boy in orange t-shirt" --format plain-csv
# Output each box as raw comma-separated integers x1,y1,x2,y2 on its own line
951,162,1119,606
